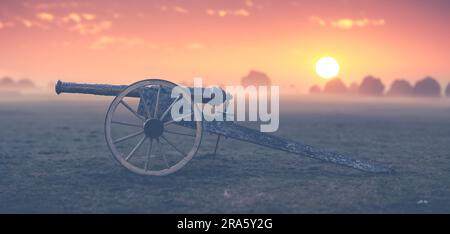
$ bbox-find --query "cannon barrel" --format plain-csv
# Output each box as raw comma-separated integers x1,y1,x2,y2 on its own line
55,80,230,104
55,80,134,97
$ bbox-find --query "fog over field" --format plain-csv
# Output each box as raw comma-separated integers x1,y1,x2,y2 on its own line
1,95,449,213
1,0,450,215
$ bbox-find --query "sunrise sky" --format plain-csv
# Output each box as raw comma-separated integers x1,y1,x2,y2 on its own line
1,0,450,93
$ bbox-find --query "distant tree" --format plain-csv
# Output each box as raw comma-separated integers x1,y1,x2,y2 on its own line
445,83,450,97
241,70,271,87
0,77,15,86
348,82,359,94
359,75,385,96
323,78,347,94
17,78,35,88
309,85,321,94
413,77,441,97
387,79,413,96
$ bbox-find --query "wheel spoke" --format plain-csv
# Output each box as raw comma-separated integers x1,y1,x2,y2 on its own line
161,135,186,156
120,100,145,121
164,129,196,137
125,136,147,161
112,120,142,128
164,113,192,126
154,85,161,119
159,95,181,121
139,88,151,119
114,130,144,144
145,138,153,171
156,140,170,168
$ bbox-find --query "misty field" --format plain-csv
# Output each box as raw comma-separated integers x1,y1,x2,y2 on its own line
1,96,450,213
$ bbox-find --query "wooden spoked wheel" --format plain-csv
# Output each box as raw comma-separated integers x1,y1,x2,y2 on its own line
105,79,202,176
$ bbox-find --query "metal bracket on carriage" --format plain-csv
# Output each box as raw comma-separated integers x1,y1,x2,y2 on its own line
55,79,393,176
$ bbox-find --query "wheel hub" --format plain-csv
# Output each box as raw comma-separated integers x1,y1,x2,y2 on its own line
144,119,164,138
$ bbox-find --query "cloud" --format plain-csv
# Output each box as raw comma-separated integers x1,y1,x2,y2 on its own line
309,16,326,27
15,17,49,29
1,10,106,35
82,13,96,21
90,36,156,50
331,18,385,29
70,20,111,35
245,0,254,7
63,13,82,23
244,0,264,9
20,18,33,28
62,13,97,23
1,9,107,35
159,5,189,14
23,2,83,10
206,9,216,16
92,38,203,51
62,13,110,35
174,6,189,14
0,21,14,30
310,16,385,29
206,9,250,17
1,16,49,30
186,43,205,50
36,12,55,21
234,9,250,16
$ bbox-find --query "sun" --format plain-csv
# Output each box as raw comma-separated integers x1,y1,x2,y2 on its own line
315,57,340,79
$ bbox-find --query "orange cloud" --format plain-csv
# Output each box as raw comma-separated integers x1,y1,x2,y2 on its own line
90,36,156,50
62,13,110,35
71,20,111,35
23,2,83,10
159,5,189,14
36,12,55,21
245,0,254,7
82,13,96,21
309,16,326,27
310,16,385,29
186,42,206,50
18,18,33,28
244,0,264,9
174,6,189,14
0,21,15,30
206,9,215,16
63,13,82,23
331,18,385,29
234,9,250,16
1,11,104,34
206,9,250,17
6,16,50,30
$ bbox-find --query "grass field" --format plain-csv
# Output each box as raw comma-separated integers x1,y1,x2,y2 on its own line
1,96,450,213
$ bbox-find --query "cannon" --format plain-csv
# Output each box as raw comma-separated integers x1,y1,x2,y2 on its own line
55,79,392,176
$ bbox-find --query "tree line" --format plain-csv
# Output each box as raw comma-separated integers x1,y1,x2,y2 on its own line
310,76,450,97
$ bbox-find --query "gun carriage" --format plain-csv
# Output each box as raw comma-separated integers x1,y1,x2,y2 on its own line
55,79,391,176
